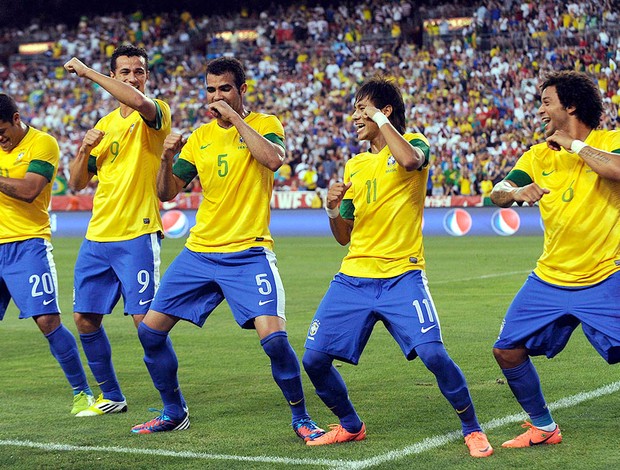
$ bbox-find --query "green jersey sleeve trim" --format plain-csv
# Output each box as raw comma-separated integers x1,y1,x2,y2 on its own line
340,199,355,219
88,155,98,175
505,169,532,187
409,138,430,169
144,99,163,130
173,158,198,186
27,160,55,181
612,149,620,154
264,132,285,149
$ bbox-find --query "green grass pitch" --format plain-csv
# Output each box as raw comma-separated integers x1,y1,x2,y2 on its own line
1,236,618,469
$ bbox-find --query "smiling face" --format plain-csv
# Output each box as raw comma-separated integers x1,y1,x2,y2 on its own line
538,85,571,137
0,114,25,153
111,55,149,93
352,96,380,142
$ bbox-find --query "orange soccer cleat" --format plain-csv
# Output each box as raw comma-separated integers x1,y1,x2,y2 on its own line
502,421,562,448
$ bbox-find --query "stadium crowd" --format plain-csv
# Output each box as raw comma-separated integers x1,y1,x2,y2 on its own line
0,0,619,198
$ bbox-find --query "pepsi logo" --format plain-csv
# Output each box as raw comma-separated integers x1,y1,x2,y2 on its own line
162,210,190,239
491,208,520,236
443,208,472,236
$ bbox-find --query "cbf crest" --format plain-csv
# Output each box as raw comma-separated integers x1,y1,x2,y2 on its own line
307,319,320,340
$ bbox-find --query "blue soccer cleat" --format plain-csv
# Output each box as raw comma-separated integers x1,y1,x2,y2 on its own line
131,408,190,434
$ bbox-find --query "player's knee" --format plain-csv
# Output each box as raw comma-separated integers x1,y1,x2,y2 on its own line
416,342,451,372
302,349,332,377
260,330,289,359
493,347,527,368
137,321,168,351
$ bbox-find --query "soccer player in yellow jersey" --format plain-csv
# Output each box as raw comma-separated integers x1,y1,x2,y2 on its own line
64,45,171,417
301,77,493,457
0,93,93,414
491,71,620,449
131,57,324,440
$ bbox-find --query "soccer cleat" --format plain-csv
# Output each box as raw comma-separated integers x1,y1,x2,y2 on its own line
293,418,325,441
502,421,562,448
75,393,127,417
306,422,366,446
464,431,494,457
71,391,95,415
131,409,190,434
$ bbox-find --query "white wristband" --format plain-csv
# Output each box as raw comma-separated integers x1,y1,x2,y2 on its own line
570,140,587,154
325,205,340,219
372,112,390,128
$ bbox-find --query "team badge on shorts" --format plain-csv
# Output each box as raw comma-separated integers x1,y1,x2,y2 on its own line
307,319,320,340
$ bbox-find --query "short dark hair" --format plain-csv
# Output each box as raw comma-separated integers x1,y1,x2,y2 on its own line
355,76,406,134
0,93,18,122
540,71,603,129
110,44,149,73
206,57,246,91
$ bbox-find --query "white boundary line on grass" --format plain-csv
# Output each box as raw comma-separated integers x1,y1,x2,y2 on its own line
431,270,531,285
1,380,619,468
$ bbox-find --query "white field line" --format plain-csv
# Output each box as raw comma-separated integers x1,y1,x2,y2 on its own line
431,270,531,285
1,380,619,469
338,380,620,469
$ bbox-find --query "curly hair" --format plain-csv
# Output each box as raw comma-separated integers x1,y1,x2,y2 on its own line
540,71,603,129
354,76,406,134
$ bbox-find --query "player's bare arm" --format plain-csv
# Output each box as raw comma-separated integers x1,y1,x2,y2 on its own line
546,129,620,181
210,100,284,172
64,57,157,122
326,181,353,245
364,105,423,171
0,172,49,203
490,179,550,208
69,128,104,191
157,133,186,201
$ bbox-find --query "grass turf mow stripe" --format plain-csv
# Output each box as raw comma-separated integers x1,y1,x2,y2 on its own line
2,380,619,468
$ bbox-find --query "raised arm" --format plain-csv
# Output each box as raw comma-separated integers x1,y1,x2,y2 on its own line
64,57,157,122
365,106,425,171
490,179,550,208
69,128,104,191
0,172,49,203
210,100,284,171
325,181,354,245
546,129,620,182
157,133,187,201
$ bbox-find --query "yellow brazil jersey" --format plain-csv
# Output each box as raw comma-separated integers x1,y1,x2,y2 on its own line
506,129,620,286
86,99,170,241
0,126,58,243
173,112,284,253
339,132,430,278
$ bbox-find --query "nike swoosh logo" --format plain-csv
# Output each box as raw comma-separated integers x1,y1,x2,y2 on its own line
200,144,211,150
542,170,555,176
139,298,154,305
456,404,471,414
43,299,55,305
289,398,303,406
259,299,275,306
421,325,437,334
350,170,360,178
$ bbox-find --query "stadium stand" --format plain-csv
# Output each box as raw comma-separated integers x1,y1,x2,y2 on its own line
1,0,618,198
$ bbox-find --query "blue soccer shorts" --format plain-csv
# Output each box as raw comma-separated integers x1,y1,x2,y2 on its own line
0,238,60,320
151,246,286,329
73,233,161,315
494,272,620,364
304,269,443,365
